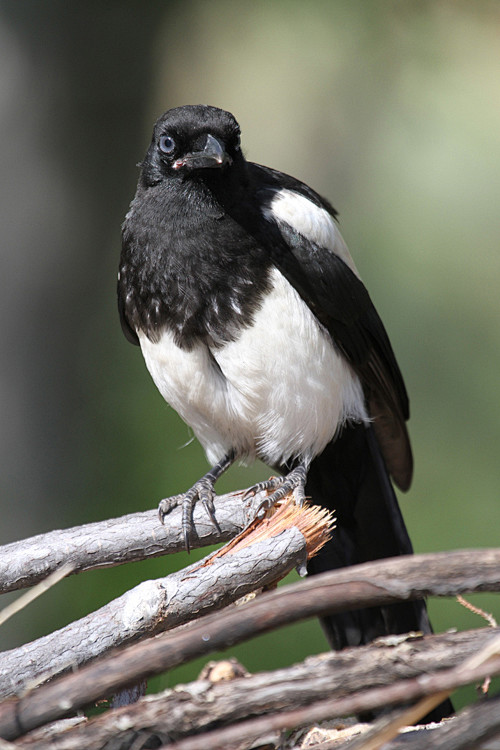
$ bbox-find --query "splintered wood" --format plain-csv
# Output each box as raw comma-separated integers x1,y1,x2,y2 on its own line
204,497,336,563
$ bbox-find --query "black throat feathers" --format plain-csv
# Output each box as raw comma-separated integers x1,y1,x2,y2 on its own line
119,173,272,350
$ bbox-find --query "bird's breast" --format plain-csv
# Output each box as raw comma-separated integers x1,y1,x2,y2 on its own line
139,267,367,468
121,193,271,349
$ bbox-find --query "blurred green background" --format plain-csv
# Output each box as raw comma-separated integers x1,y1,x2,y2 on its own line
1,0,499,710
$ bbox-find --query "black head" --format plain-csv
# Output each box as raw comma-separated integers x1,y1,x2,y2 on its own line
140,105,243,187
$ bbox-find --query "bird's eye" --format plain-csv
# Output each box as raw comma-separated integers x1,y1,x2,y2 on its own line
159,135,176,154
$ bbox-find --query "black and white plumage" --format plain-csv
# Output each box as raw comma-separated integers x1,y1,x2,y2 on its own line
119,106,449,718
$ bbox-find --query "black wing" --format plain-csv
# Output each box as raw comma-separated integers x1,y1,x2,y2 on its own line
117,262,140,346
251,164,412,490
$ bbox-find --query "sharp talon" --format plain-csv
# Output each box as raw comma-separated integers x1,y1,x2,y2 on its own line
256,500,270,519
294,486,307,506
251,464,309,521
202,496,220,532
156,453,235,550
243,485,259,500
158,494,182,524
183,526,191,554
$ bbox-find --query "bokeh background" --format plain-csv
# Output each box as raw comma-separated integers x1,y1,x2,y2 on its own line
1,0,499,709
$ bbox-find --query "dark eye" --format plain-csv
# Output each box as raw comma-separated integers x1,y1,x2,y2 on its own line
159,135,176,154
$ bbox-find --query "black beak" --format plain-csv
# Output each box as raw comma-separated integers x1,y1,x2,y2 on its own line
173,134,230,170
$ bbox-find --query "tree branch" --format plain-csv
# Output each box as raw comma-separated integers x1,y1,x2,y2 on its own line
1,548,499,740
0,489,266,593
152,646,500,750
0,524,310,701
14,628,499,750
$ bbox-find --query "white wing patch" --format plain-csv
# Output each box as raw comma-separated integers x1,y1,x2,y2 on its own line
263,188,360,276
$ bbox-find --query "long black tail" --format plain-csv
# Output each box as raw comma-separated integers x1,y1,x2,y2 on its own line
306,421,453,720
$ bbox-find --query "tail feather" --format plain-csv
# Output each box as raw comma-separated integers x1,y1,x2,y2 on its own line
305,422,453,721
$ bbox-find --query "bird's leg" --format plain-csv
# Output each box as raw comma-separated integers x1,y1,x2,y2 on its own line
158,451,236,552
246,461,309,518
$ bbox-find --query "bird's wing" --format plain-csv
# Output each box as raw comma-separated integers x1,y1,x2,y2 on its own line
117,264,140,345
251,164,412,490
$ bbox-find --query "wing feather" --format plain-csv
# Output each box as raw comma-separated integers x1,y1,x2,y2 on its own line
251,170,412,490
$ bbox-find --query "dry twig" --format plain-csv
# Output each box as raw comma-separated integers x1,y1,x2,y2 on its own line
0,564,74,627
14,628,498,750
1,548,500,740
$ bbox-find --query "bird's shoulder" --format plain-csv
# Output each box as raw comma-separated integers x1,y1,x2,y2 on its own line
245,162,362,277
248,162,338,217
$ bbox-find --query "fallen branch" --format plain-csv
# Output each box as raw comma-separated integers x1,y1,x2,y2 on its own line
289,692,500,749
1,548,499,740
14,628,498,749
0,506,326,701
154,642,500,750
0,489,267,594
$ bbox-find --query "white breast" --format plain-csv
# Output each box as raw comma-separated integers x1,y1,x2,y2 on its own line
139,267,367,468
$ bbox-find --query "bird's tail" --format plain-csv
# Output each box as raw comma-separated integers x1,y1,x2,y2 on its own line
305,421,453,720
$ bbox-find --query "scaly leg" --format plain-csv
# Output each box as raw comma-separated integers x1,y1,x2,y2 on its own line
158,451,236,552
246,461,309,517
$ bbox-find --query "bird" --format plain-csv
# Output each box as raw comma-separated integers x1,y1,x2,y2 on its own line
118,106,450,718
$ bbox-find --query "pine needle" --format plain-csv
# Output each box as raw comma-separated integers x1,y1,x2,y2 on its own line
0,563,74,627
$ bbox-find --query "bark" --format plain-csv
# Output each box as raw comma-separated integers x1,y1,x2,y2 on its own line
0,490,265,594
0,526,308,701
14,628,499,750
1,548,500,741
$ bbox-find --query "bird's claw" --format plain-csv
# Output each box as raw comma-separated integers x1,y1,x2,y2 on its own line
158,477,220,553
243,475,281,500
158,494,183,524
249,465,308,518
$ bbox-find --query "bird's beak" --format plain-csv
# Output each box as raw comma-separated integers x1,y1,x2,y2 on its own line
173,134,230,170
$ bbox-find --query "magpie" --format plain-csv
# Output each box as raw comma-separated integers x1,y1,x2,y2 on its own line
118,106,448,706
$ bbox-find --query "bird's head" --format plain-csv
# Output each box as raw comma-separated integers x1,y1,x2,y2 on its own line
140,105,244,187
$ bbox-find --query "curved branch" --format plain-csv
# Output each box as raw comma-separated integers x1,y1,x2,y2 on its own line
1,548,500,740
15,628,498,750
0,524,310,701
0,489,266,593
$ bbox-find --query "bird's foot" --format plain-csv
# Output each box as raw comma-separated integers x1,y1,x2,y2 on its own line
158,452,235,552
158,475,220,552
245,464,308,518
